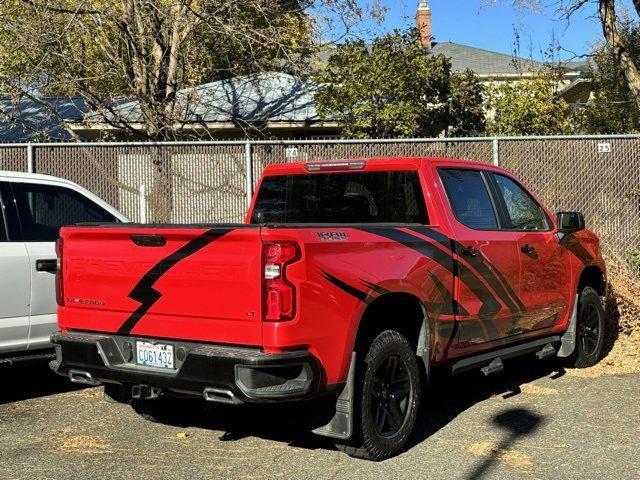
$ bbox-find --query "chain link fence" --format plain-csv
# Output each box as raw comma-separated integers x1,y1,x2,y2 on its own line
1,136,639,277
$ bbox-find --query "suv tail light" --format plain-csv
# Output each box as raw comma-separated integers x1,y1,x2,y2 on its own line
55,238,64,306
263,242,300,321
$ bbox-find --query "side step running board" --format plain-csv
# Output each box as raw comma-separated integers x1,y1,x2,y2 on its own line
0,352,56,368
451,336,561,376
480,357,504,376
535,343,556,360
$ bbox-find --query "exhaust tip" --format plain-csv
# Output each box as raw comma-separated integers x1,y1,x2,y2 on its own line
203,387,241,405
68,369,101,386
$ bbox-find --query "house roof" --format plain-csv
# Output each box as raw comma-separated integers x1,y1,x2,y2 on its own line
430,41,588,76
88,72,325,125
0,97,86,142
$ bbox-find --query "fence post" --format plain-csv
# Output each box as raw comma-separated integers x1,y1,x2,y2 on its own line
27,143,35,173
245,142,253,208
492,138,499,166
139,184,147,224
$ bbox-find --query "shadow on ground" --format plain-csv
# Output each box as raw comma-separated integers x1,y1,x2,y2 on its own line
0,361,85,405
144,354,561,464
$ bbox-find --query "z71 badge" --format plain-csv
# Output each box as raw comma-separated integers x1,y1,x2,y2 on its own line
317,232,349,242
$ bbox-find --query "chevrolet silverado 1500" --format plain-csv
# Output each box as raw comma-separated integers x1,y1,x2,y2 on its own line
50,157,606,460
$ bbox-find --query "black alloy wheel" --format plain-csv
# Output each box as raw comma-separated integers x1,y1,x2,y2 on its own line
370,354,412,437
578,302,601,356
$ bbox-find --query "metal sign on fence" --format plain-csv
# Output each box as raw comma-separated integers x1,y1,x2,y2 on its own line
598,143,612,153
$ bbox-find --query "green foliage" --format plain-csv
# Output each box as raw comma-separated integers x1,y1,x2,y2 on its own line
485,70,573,136
578,21,640,134
315,29,485,139
448,69,487,137
624,247,640,272
0,1,311,98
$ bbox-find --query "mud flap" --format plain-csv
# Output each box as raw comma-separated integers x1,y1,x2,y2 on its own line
312,352,355,440
558,295,579,357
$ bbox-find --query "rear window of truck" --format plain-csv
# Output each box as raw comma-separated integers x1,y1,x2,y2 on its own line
252,171,428,224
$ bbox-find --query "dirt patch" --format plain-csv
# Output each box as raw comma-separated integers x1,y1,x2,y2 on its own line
571,264,640,378
50,427,112,454
467,442,533,472
519,384,558,396
65,387,103,399
4,404,27,414
569,331,640,378
608,271,640,337
58,435,112,454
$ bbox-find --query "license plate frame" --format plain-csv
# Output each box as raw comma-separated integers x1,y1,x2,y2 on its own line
135,341,175,370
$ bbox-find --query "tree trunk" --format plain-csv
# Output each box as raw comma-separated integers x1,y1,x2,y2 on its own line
599,0,640,110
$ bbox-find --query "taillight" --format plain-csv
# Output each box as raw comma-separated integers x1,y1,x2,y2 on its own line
263,242,300,321
55,238,64,306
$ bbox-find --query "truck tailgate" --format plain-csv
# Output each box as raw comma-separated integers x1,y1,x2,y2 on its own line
58,225,264,346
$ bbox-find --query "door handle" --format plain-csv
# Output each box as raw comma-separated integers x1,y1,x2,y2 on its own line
36,259,58,273
520,244,536,255
461,246,480,257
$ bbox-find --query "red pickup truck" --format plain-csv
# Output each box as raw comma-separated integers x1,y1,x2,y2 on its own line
50,157,606,460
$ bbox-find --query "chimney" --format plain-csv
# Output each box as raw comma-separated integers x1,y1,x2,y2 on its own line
416,1,432,49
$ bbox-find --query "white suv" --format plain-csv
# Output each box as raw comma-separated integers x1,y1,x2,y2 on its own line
0,171,127,365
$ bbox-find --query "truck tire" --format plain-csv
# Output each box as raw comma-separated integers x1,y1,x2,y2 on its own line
337,330,420,461
568,286,605,368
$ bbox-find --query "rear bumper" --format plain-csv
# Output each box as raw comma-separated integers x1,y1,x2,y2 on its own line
50,331,322,403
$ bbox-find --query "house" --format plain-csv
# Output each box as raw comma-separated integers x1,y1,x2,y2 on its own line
0,97,86,143
67,73,339,141
415,1,590,101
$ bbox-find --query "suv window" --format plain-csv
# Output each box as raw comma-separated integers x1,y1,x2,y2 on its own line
439,169,498,229
0,196,6,241
493,174,549,231
252,171,428,224
12,182,117,242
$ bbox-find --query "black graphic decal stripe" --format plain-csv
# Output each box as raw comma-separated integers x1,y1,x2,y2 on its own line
321,271,371,303
426,272,469,317
359,227,500,310
407,226,526,314
117,228,233,334
563,235,595,266
360,280,391,297
358,227,456,276
358,226,502,340
482,258,526,311
407,225,451,250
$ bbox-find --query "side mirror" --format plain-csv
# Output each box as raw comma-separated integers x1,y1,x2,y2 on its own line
556,211,585,234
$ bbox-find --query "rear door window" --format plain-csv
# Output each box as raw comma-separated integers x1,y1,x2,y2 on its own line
252,171,428,224
11,182,117,242
439,168,498,230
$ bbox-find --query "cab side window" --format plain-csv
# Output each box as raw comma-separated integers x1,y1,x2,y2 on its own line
492,174,549,231
11,182,117,242
439,168,498,229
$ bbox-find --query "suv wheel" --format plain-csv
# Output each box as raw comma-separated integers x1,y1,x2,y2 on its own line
569,286,605,368
337,330,420,461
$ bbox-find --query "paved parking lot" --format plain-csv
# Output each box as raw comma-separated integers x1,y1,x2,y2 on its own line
1,358,638,480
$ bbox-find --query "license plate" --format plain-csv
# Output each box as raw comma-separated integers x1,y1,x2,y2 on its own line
135,341,175,369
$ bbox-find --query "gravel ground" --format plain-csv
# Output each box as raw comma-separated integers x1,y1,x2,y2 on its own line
0,358,638,480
